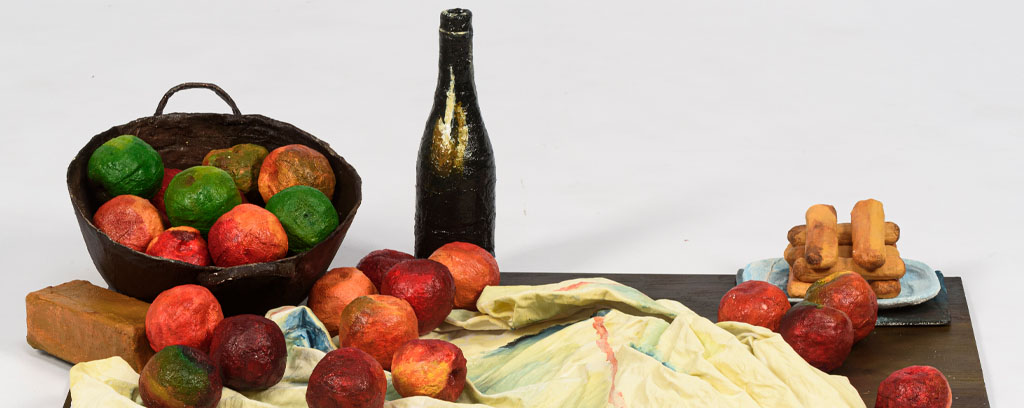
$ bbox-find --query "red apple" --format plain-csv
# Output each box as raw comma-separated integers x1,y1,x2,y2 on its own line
778,301,854,372
306,347,386,408
337,295,418,370
145,284,224,352
718,280,791,331
391,339,467,402
307,267,377,336
876,365,952,408
382,259,455,335
356,249,415,291
428,242,500,310
805,271,878,342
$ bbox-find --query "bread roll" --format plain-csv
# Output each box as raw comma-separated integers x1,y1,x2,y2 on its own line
793,245,905,282
852,199,886,270
804,204,839,269
870,279,901,299
787,267,811,297
788,222,900,246
785,244,852,267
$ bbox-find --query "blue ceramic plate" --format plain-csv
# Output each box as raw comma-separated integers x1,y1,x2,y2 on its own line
738,258,941,309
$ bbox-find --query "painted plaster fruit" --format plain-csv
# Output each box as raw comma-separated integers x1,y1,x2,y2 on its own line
207,204,289,267
382,259,455,335
718,280,791,331
876,365,952,408
306,347,387,408
429,242,500,310
308,267,377,336
209,314,287,391
202,143,268,194
391,339,467,401
93,194,164,251
805,271,878,342
337,295,418,370
164,166,243,234
778,301,854,372
139,345,221,408
356,249,415,291
145,284,224,352
264,185,339,252
258,144,336,202
87,134,164,199
145,226,211,266
151,168,182,225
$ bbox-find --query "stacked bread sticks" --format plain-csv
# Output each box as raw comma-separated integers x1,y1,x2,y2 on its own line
784,199,905,299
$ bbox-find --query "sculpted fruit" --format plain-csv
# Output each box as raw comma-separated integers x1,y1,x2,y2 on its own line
207,204,289,267
151,168,182,224
209,314,287,391
778,301,854,372
145,284,224,352
876,365,952,408
718,280,791,331
87,134,164,199
164,166,243,234
337,295,418,369
139,345,221,408
264,185,339,252
306,347,387,408
382,259,455,335
202,143,268,194
805,271,878,342
357,249,415,291
308,267,377,336
391,339,467,401
146,226,211,266
429,242,500,310
93,195,164,251
258,144,336,202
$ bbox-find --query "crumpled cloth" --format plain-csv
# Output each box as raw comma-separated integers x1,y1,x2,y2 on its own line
69,277,865,408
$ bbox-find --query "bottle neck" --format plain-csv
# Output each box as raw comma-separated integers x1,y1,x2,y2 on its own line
436,32,476,97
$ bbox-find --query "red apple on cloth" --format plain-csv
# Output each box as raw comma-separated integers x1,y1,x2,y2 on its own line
382,259,455,335
306,347,387,408
429,242,499,310
778,301,854,372
391,339,467,402
337,295,418,370
876,365,952,408
209,314,287,391
356,249,415,291
307,267,377,336
718,280,791,331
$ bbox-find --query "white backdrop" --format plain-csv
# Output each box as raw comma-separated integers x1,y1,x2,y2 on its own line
2,1,1021,406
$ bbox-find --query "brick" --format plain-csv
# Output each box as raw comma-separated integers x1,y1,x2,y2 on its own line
26,280,154,372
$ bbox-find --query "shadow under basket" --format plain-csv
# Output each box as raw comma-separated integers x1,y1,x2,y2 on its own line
66,83,362,315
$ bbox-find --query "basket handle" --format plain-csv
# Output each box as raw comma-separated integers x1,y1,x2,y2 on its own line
154,82,241,116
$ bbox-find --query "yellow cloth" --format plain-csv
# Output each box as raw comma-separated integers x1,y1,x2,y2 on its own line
69,278,865,407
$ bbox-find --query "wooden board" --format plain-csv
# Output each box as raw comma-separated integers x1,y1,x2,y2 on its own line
64,273,988,407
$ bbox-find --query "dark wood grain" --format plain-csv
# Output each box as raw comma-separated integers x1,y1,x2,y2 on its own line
64,273,988,408
500,272,989,408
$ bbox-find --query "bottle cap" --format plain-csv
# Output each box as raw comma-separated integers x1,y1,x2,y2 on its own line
440,8,472,34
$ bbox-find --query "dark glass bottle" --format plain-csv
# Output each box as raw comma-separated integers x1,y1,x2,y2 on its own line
415,8,496,258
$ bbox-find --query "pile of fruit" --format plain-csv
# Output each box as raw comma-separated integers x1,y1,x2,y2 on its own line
719,272,952,407
138,240,498,408
87,135,340,267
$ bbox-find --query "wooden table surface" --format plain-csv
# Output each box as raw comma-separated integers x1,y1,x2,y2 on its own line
501,272,989,408
64,273,988,407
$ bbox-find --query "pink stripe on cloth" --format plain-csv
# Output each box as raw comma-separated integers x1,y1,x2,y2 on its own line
593,316,627,408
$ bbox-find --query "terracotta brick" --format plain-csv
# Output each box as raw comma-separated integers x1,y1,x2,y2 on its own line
26,280,154,372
